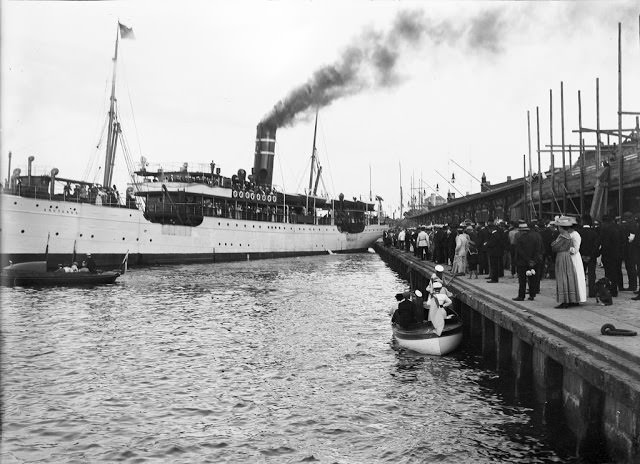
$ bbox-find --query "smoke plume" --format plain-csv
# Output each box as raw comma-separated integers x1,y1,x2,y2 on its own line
261,9,506,128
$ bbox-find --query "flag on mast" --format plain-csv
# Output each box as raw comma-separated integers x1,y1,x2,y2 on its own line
118,22,135,40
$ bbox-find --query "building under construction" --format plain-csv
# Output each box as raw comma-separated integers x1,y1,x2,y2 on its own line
408,21,640,226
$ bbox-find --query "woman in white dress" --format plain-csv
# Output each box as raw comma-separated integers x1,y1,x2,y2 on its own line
567,220,587,303
452,229,469,276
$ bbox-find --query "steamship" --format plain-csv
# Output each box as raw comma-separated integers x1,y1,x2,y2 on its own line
1,27,386,269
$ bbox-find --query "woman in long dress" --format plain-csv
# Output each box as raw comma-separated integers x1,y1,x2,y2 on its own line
551,216,586,307
568,225,587,302
452,229,469,276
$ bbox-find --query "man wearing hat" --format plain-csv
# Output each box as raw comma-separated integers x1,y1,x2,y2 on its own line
600,215,623,295
621,212,639,292
513,222,543,301
485,224,504,283
85,253,97,273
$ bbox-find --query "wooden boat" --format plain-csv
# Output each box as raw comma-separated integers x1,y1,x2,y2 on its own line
1,261,120,287
392,316,463,355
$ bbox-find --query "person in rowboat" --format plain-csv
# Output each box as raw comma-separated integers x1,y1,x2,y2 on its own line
427,282,452,336
391,291,418,328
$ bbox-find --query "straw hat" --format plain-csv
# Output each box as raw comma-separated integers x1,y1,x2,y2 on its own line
554,215,576,227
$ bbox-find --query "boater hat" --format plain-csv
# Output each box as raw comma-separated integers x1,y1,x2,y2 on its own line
554,215,576,227
414,290,423,298
435,265,444,272
433,282,443,290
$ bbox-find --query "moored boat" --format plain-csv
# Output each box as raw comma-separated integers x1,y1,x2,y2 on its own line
392,317,463,356
1,261,120,287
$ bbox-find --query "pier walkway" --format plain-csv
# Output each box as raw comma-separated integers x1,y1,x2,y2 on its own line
376,243,640,463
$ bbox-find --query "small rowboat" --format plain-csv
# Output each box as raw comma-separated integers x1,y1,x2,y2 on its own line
392,317,463,355
1,261,120,287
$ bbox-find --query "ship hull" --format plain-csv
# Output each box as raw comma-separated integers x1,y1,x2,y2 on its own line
1,194,386,267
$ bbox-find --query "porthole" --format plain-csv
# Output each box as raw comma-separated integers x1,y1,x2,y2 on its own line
55,232,59,236
14,201,17,205
91,235,94,238
80,234,83,237
122,237,125,240
150,239,153,242
36,204,39,207
21,229,25,234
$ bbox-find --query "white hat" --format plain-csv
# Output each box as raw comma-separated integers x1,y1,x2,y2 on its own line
414,290,422,298
433,282,443,289
435,265,444,272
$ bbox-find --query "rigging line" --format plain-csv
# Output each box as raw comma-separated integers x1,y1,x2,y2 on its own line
318,121,336,197
122,66,144,161
84,114,110,181
276,151,287,192
560,183,581,215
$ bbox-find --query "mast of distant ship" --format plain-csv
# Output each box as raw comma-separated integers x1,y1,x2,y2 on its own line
103,24,120,188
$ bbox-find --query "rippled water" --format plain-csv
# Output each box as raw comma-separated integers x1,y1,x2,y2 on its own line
1,254,571,463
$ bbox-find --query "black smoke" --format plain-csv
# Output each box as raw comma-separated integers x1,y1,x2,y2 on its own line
260,9,506,128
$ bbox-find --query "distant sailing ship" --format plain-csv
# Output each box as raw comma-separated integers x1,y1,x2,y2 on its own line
1,23,387,268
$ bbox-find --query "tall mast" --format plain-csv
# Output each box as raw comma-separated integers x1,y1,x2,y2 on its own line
399,161,403,218
308,109,318,193
104,24,120,188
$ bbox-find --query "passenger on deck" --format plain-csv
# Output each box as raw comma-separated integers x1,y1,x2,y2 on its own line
70,262,79,272
78,260,90,273
391,291,417,328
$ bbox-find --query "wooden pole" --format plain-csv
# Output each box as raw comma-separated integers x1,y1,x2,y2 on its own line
578,90,585,217
527,111,533,219
536,107,542,219
561,82,567,214
549,89,555,201
617,22,623,216
596,78,601,169
523,154,527,221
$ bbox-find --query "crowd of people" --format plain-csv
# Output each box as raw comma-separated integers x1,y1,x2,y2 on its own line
384,212,640,309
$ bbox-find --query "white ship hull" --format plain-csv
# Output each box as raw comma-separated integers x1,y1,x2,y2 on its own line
1,193,386,267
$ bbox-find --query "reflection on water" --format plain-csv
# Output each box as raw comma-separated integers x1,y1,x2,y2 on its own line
1,254,571,463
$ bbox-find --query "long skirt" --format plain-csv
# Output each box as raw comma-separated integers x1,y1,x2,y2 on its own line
555,251,582,303
570,251,587,302
452,255,467,274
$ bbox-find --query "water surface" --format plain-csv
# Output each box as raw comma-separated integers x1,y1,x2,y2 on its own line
1,254,570,463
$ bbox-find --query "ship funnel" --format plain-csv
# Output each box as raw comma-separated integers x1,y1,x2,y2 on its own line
253,123,276,187
28,156,35,185
50,168,59,196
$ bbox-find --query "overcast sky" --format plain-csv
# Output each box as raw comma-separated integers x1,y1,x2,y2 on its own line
2,1,639,217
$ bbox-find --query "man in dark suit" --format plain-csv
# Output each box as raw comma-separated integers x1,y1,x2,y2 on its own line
485,224,504,283
621,212,639,291
513,223,543,300
579,214,600,298
600,215,623,295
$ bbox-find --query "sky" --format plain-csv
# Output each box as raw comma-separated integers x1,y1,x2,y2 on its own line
2,0,639,218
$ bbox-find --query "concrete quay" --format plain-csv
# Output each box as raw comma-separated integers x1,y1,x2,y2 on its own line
376,244,640,463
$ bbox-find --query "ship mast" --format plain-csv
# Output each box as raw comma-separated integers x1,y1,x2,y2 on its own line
308,109,319,194
104,24,120,188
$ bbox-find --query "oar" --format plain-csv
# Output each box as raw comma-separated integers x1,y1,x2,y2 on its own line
120,250,130,274
44,232,50,260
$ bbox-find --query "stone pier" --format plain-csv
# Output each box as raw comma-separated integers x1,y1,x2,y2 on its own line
377,244,640,463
